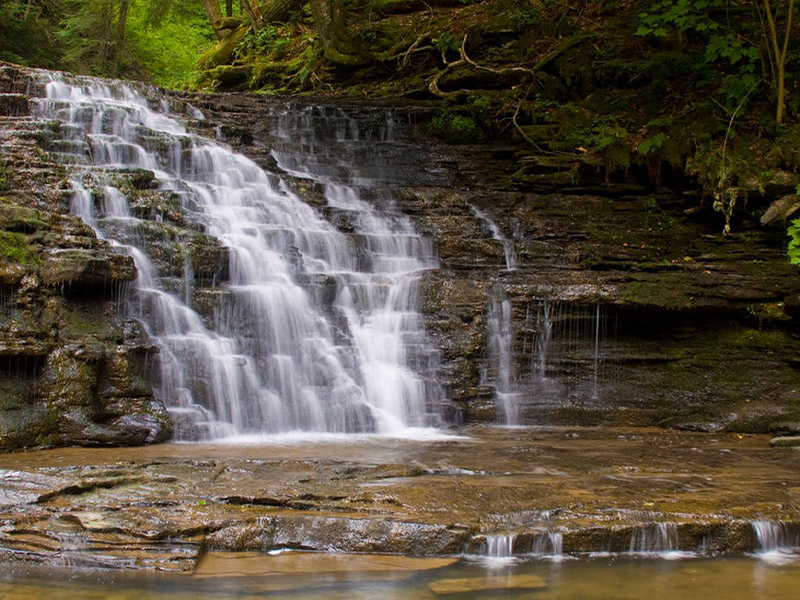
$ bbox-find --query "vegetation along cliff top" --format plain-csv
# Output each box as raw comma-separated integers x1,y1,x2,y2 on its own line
6,1,797,238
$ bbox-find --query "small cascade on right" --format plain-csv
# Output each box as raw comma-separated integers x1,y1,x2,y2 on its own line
523,299,614,411
483,296,614,425
530,531,567,562
752,520,800,564
483,286,520,425
469,204,517,271
627,523,691,559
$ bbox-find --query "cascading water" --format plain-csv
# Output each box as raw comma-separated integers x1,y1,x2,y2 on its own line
480,533,518,567
30,71,448,439
468,204,517,271
530,531,566,561
751,520,800,564
483,286,520,425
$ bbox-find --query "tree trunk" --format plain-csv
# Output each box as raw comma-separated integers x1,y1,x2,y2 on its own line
203,0,225,40
116,0,130,50
762,0,794,125
114,0,130,73
309,0,367,66
226,0,233,17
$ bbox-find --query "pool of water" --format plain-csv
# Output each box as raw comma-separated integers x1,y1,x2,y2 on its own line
2,553,799,599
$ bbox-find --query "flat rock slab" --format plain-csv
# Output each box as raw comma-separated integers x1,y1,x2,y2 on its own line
0,470,71,508
429,574,546,595
1,427,799,570
194,552,458,592
769,436,800,447
196,551,456,577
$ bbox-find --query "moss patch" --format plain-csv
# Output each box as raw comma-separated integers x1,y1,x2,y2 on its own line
0,231,39,265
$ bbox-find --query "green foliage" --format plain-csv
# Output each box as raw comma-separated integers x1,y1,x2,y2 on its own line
126,2,214,88
788,218,800,265
506,0,541,28
0,0,63,67
0,163,10,190
637,132,666,157
236,26,283,58
636,0,725,37
428,111,481,143
56,0,130,77
1,0,212,87
637,1,764,112
433,32,459,56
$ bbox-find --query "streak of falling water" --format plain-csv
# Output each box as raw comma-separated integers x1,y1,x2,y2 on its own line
484,286,520,425
31,71,448,439
469,204,517,271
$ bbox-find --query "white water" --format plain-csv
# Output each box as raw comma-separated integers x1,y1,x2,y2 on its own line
469,204,517,271
627,523,694,559
484,287,520,425
752,520,800,565
31,72,447,439
478,533,518,568
530,531,570,562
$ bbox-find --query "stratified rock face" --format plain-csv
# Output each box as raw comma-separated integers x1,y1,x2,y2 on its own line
199,93,800,434
0,64,172,449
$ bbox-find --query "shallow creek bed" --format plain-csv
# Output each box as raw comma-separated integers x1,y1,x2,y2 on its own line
0,426,799,573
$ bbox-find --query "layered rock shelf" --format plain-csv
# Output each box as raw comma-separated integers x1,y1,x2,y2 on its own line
0,427,798,570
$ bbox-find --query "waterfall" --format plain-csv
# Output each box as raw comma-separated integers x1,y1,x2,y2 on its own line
469,204,517,271
751,520,800,564
30,71,447,439
530,299,554,379
480,533,517,567
484,287,520,425
626,523,695,559
530,532,566,561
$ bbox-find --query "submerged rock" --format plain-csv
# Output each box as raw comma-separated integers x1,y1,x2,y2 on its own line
769,436,800,447
429,575,547,595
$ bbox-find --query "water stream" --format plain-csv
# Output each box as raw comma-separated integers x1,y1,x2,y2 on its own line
30,72,447,440
468,204,517,271
752,520,800,565
3,555,799,599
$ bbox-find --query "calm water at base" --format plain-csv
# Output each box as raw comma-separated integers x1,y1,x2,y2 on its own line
1,554,799,599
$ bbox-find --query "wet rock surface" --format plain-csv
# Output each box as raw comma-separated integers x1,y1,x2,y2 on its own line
0,427,798,571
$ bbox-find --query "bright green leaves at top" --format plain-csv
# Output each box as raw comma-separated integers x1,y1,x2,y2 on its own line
636,0,725,37
637,132,667,157
635,0,763,112
705,33,760,66
787,218,800,265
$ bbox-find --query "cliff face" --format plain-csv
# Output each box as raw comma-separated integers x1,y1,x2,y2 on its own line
1,62,800,451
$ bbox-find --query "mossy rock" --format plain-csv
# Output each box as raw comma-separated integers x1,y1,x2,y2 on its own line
0,203,48,233
40,348,97,408
0,230,39,265
197,28,250,70
203,65,254,90
0,405,57,449
39,248,136,288
769,436,800,447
